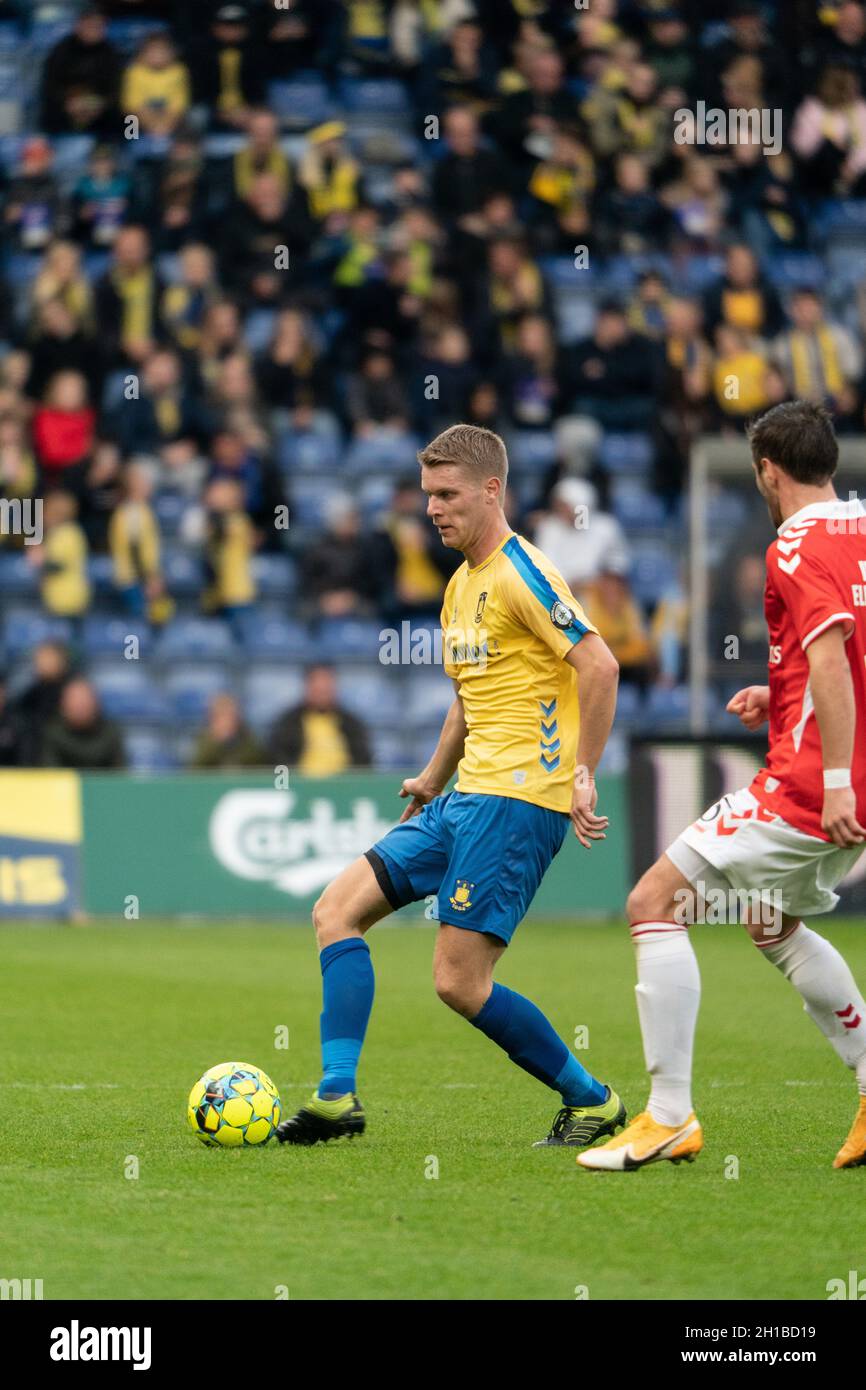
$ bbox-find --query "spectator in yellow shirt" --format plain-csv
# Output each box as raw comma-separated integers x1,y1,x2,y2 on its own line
582,564,653,690
711,324,772,421
202,478,257,627
31,490,90,619
122,33,191,138
108,463,173,625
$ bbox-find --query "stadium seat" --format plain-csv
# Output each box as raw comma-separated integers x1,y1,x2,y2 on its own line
609,480,668,531
344,433,420,475
123,728,179,773
672,254,725,295
0,550,39,596
612,682,644,729
598,431,655,475
339,78,410,115
336,665,403,728
371,725,410,772
644,683,693,729
152,490,188,538
236,614,318,662
251,553,297,600
163,664,233,723
82,615,152,659
161,549,204,597
90,666,172,723
552,287,596,345
277,429,342,474
2,606,73,655
766,253,825,291
241,666,305,732
508,431,558,473
285,473,345,531
315,617,383,662
630,540,678,608
405,669,453,727
267,75,332,130
153,618,236,662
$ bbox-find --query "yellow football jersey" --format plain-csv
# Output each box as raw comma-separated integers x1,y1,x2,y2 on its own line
441,531,597,813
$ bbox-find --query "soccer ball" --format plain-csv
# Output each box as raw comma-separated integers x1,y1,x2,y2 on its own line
188,1061,281,1147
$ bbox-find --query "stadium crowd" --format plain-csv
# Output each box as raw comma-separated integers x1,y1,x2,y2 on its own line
2,0,866,772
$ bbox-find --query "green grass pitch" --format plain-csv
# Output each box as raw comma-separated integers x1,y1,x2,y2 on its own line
3,917,866,1301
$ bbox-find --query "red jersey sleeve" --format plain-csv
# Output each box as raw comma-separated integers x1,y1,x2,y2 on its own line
769,541,855,650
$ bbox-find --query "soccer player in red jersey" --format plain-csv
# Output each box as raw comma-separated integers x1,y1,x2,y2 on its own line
580,400,866,1171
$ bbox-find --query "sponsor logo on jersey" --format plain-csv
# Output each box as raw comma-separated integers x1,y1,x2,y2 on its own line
474,590,488,624
769,643,782,664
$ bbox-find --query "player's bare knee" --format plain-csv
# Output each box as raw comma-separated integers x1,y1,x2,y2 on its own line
312,890,357,949
434,970,484,1018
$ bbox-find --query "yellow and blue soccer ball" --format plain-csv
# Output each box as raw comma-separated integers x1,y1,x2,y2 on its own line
188,1062,281,1147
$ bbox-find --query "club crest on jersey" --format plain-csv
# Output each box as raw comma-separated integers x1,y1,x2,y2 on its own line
550,599,576,630
449,879,475,912
474,590,488,624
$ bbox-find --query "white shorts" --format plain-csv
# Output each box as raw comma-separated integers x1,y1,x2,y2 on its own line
665,786,864,919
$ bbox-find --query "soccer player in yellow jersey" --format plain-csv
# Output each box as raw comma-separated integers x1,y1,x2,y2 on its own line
278,425,625,1148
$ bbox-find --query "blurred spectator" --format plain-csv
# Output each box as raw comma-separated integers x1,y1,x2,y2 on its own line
493,48,577,171
703,243,784,338
201,477,257,625
813,2,866,93
108,463,173,625
378,476,459,619
476,235,548,358
532,478,630,593
711,551,769,679
208,426,285,543
584,61,669,171
42,678,125,770
711,324,772,423
140,133,208,251
414,323,474,434
723,145,804,259
72,145,131,250
431,107,512,228
8,642,71,767
39,5,122,137
347,350,410,436
300,494,391,618
30,241,94,335
596,152,670,255
94,226,164,365
498,313,561,428
110,349,210,474
231,109,292,203
564,303,659,429
193,3,265,129
791,64,866,198
30,491,91,620
270,664,371,775
298,121,361,229
32,371,96,489
219,173,313,309
0,675,20,766
662,154,727,251
771,288,862,407
582,565,654,691
0,415,37,517
4,138,69,253
527,125,597,248
161,244,219,353
190,693,265,769
256,308,330,417
121,31,191,138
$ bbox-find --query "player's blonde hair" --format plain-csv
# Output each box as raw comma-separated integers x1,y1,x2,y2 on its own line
418,424,509,485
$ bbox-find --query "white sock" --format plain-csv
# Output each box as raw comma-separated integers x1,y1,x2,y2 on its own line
758,923,866,1092
631,921,701,1127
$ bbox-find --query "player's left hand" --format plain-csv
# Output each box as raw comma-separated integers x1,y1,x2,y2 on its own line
398,778,438,823
570,778,609,849
821,787,866,847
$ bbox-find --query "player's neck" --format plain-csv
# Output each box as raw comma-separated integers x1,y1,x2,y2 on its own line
778,482,838,529
462,517,512,570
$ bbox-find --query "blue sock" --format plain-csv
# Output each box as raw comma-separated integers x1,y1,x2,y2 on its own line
318,938,375,1098
471,983,607,1107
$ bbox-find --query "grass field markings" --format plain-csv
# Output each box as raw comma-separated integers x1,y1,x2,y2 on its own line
0,1082,120,1090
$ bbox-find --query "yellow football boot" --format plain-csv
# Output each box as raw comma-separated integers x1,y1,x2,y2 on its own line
834,1096,866,1169
576,1109,702,1171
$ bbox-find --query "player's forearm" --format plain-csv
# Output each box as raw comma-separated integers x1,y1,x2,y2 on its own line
809,647,856,771
574,659,619,778
418,697,467,793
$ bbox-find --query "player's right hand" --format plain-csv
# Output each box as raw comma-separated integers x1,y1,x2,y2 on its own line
726,685,770,730
398,778,438,823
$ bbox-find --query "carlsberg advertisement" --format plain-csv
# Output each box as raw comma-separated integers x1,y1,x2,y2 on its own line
80,773,628,919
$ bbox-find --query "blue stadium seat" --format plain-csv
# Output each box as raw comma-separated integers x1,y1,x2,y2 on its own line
766,253,825,291
598,431,655,475
315,617,382,662
286,473,345,531
345,433,420,474
162,549,204,596
82,615,152,659
29,18,75,53
51,134,94,180
609,480,667,531
355,472,397,524
672,254,725,295
154,618,236,662
236,614,317,662
612,682,644,728
405,668,453,726
552,288,596,345
340,78,410,115
87,555,115,596
277,429,342,474
336,666,402,728
371,725,410,772
164,665,233,722
124,728,179,773
0,550,39,596
2,607,73,655
267,75,332,129
241,666,305,732
644,683,693,729
630,541,678,608
508,431,558,473
152,489,188,537
90,666,172,723
540,255,599,288
251,553,297,599
106,18,166,51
